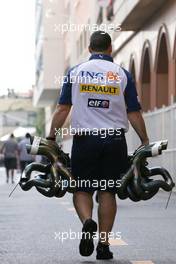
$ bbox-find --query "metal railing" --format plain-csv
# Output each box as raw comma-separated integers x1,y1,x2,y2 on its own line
126,104,176,181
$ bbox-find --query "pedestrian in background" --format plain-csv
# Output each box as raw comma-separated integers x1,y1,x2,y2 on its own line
18,133,34,174
1,134,18,184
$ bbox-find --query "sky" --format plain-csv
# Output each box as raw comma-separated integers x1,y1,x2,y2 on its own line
0,0,35,95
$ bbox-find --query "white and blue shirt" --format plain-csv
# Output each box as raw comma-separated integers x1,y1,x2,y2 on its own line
58,54,141,132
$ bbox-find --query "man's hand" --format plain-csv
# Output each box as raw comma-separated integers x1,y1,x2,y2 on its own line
127,111,149,145
47,104,71,140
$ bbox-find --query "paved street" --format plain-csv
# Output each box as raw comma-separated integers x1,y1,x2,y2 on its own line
0,168,176,264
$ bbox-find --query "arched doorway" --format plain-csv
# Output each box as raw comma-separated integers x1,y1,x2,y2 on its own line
156,32,169,108
174,33,176,103
141,43,151,112
129,56,137,88
130,59,136,84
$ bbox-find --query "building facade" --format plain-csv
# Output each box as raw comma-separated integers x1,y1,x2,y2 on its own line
111,0,176,177
34,0,176,178
34,0,65,134
0,96,37,139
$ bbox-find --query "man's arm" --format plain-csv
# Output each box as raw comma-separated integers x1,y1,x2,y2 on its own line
47,66,73,140
47,104,71,139
123,69,149,145
127,111,149,145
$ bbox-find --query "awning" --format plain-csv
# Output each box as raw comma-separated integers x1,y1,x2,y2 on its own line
0,127,36,142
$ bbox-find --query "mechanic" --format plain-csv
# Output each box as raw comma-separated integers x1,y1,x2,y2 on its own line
47,31,149,260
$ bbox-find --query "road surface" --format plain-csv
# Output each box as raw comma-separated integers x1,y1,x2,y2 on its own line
0,168,176,264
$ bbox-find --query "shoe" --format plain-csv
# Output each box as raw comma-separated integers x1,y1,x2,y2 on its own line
96,242,113,260
79,218,97,256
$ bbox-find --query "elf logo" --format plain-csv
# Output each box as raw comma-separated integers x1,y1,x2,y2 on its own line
88,98,109,108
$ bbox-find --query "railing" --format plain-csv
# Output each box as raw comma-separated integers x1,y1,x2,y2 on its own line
126,104,176,181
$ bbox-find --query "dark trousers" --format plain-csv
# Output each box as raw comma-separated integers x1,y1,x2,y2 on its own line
71,132,128,192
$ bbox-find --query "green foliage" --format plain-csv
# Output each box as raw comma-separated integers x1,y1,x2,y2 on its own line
34,108,45,137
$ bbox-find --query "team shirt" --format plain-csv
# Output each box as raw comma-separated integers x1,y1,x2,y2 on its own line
58,54,141,132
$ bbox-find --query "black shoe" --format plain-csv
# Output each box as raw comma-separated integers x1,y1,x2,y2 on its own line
96,242,113,260
79,218,97,256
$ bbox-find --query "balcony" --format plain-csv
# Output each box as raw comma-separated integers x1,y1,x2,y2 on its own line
33,0,65,107
33,68,60,107
114,0,166,30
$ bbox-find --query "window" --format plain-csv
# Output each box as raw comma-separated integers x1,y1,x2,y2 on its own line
80,33,83,55
106,0,114,21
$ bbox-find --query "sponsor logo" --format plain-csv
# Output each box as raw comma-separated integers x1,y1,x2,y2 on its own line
80,84,120,95
106,71,120,82
79,71,121,83
88,99,109,108
80,71,104,80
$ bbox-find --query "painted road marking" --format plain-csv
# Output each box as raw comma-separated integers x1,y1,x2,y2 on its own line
67,207,76,212
131,261,154,264
60,201,70,205
109,239,128,246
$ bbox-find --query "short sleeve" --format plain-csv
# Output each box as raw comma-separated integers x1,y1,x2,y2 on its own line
123,69,141,113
